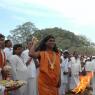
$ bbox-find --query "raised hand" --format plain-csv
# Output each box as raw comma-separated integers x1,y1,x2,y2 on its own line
32,36,38,45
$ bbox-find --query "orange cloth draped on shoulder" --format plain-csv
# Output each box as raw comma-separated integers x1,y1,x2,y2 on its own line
0,50,6,68
38,51,61,95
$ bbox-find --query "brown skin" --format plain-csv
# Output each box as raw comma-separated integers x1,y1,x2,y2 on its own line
73,51,79,59
27,41,40,67
29,37,56,58
27,41,33,50
0,37,5,49
6,40,12,48
29,37,40,58
45,38,56,50
15,47,23,56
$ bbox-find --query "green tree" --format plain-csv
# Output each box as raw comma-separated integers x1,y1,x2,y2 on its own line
7,22,95,55
33,27,95,55
7,22,38,45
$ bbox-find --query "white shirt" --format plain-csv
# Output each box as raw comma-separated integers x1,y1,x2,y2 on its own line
71,57,81,75
60,56,71,83
9,55,27,80
85,61,93,71
21,49,36,78
91,59,95,71
61,57,71,72
4,47,13,61
0,85,5,95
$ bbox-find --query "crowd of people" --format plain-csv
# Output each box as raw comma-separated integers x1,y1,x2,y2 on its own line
0,33,95,95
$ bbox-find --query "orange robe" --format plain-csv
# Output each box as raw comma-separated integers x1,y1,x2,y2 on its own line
38,51,61,95
0,50,6,68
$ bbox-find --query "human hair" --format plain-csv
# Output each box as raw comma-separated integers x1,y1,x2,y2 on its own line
0,33,5,39
73,51,78,56
64,51,69,55
36,35,59,52
13,44,22,55
5,40,11,47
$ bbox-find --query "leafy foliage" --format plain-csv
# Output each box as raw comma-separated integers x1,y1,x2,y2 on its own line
7,22,95,55
7,22,38,45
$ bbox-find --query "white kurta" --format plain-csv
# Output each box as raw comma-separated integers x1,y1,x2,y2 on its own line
85,61,93,72
59,56,71,95
9,55,27,95
70,57,81,90
0,85,5,95
21,49,37,95
4,47,13,61
91,59,95,95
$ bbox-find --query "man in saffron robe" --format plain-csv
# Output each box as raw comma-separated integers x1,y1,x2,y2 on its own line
0,33,6,79
0,34,6,95
29,35,61,95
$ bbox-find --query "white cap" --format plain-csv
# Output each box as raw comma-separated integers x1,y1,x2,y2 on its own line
63,50,69,53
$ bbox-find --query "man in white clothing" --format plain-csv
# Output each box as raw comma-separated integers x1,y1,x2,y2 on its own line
21,41,38,95
91,58,95,95
59,50,71,95
70,51,81,90
0,85,5,95
4,40,13,65
9,44,27,95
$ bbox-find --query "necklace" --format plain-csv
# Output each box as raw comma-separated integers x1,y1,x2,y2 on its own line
45,51,56,70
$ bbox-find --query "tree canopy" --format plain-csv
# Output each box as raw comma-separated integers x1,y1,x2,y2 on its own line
7,22,95,55
7,22,38,45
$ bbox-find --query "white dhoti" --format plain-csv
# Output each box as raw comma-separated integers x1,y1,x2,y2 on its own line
92,75,95,95
59,74,70,95
59,83,69,95
15,85,27,95
70,74,80,90
70,57,81,90
25,78,37,95
0,85,5,95
21,50,38,95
